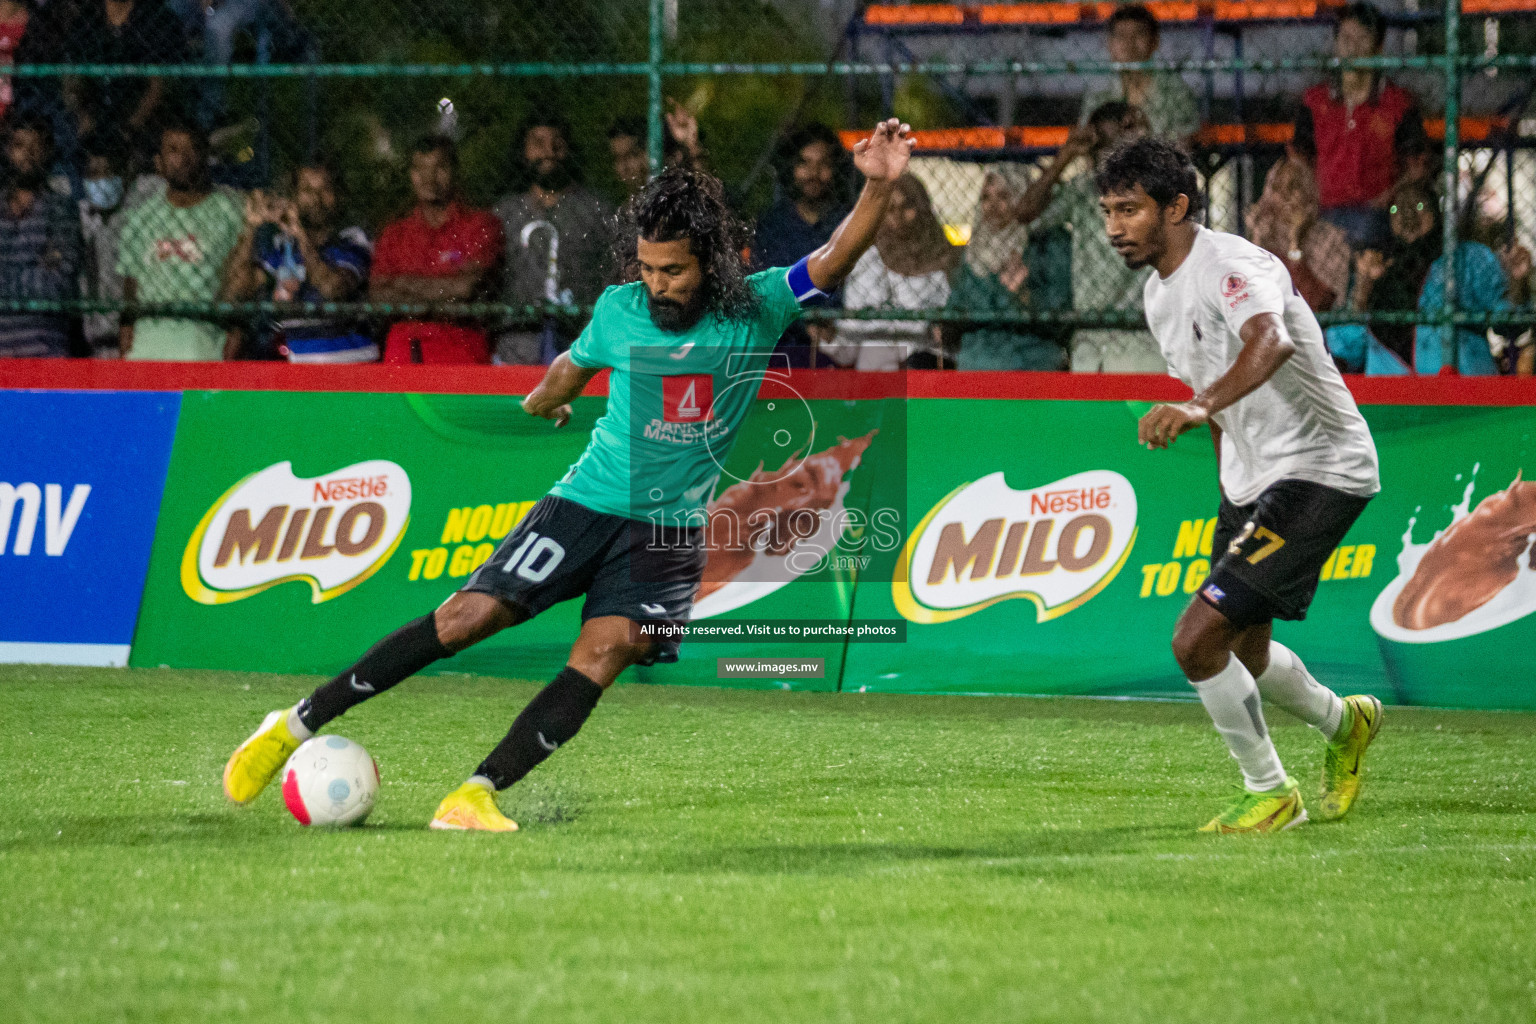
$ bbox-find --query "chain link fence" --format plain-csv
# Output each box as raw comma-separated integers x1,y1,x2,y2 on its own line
0,0,1530,372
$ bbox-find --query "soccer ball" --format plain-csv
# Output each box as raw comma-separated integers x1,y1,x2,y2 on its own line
281,736,379,827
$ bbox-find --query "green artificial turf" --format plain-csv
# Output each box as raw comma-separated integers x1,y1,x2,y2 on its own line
2,665,1535,1023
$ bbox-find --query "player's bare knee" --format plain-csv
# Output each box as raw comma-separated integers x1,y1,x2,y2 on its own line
1171,617,1229,681
433,593,514,651
575,637,653,681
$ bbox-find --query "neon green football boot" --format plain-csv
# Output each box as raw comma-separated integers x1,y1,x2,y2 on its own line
1198,776,1307,834
1318,695,1384,822
223,708,305,805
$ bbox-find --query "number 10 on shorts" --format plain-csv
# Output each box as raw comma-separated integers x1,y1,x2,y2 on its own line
501,532,567,582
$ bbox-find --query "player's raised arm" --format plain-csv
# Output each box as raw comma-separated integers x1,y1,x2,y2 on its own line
1138,312,1296,449
802,119,916,293
522,351,601,428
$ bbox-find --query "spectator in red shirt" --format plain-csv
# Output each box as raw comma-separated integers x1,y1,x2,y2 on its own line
371,135,503,364
1291,2,1432,247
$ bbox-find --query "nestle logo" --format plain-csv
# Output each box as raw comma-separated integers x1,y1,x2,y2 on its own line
1029,485,1111,516
312,475,388,502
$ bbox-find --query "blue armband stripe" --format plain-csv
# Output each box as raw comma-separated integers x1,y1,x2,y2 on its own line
786,257,827,303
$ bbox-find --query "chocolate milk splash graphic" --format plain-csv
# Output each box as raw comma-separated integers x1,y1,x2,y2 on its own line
1370,465,1536,645
692,431,877,616
1394,472,1536,630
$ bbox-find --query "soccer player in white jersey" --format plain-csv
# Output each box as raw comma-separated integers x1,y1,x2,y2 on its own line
1097,138,1384,833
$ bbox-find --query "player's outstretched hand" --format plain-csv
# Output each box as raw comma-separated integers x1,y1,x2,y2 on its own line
853,118,915,183
1138,402,1209,449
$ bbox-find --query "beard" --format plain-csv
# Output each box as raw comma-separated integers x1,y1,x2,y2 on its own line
1119,248,1152,270
530,159,576,192
1118,222,1164,269
647,289,708,333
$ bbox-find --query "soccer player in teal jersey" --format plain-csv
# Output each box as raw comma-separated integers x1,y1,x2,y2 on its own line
224,119,916,831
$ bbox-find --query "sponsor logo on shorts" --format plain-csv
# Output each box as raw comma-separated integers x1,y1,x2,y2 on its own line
1202,584,1226,603
892,470,1139,624
181,459,411,605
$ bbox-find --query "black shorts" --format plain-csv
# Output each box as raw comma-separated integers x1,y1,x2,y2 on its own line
459,495,705,665
1201,479,1372,629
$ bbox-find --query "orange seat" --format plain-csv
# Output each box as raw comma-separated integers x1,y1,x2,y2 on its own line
978,4,1081,24
864,4,967,26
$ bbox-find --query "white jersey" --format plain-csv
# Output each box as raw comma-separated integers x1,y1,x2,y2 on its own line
1144,226,1379,506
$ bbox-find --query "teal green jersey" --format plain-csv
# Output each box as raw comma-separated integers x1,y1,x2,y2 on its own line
549,264,819,522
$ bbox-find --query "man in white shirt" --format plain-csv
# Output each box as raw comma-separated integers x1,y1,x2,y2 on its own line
1096,137,1385,834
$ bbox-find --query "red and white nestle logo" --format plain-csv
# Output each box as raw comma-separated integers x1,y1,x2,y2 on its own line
662,374,713,423
1222,273,1248,297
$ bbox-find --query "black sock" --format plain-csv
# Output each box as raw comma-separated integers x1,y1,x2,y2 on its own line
474,667,604,790
297,613,451,731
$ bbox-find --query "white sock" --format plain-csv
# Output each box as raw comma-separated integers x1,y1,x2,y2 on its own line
1192,654,1287,792
466,774,497,792
1255,641,1345,741
285,705,313,742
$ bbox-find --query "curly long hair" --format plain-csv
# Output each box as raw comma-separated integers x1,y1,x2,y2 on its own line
614,167,760,325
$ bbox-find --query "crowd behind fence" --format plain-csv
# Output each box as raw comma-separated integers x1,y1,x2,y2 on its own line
0,0,1530,374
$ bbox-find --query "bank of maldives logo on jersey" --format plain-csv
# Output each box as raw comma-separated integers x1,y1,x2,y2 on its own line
892,470,1138,624
662,374,714,423
181,460,411,605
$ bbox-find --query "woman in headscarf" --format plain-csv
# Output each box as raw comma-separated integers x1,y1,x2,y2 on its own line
1327,181,1533,374
946,163,1069,370
1245,157,1350,313
829,172,957,370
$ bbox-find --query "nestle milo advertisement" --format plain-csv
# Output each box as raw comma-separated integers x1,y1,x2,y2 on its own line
130,389,883,690
131,389,1536,709
842,400,1536,710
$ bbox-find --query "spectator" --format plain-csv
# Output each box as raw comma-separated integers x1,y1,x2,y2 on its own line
755,122,852,364
1327,183,1533,375
1245,157,1350,312
220,159,374,362
608,101,708,198
1015,101,1165,373
63,0,187,157
1331,181,1443,367
493,115,613,365
1080,4,1198,144
76,130,131,354
828,173,956,371
1293,1,1432,247
0,0,31,124
947,165,1069,370
371,135,503,364
116,121,242,360
0,114,80,357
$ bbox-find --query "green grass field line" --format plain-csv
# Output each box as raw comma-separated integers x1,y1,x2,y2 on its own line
3,665,1535,1023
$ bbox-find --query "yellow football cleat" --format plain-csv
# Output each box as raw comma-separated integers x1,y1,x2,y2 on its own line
223,708,304,805
1318,694,1384,822
429,781,519,832
1198,776,1307,834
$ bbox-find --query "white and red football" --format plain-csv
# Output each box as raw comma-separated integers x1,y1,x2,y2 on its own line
281,736,379,827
